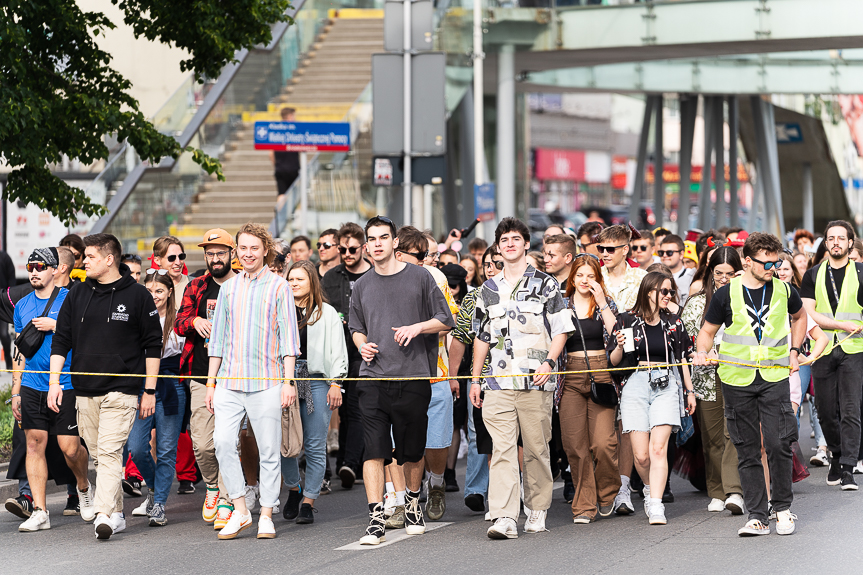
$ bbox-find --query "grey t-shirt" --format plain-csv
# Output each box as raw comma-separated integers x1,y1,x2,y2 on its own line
349,262,454,378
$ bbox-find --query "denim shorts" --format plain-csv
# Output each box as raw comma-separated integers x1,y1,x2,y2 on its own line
620,369,681,433
426,380,454,449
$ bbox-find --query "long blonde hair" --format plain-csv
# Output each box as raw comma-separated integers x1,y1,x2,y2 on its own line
288,260,328,329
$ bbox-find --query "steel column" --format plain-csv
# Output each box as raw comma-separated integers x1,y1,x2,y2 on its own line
630,95,658,226
714,97,726,229
802,163,814,233
728,96,740,228
497,44,516,219
654,97,665,229
698,96,715,231
678,95,697,235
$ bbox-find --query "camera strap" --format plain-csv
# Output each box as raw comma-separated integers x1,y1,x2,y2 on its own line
641,320,670,381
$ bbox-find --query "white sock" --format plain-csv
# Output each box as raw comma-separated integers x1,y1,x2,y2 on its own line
650,497,661,505
386,482,395,495
395,491,406,505
429,472,444,488
620,475,630,489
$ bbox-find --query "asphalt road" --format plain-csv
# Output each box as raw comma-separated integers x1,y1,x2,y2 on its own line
1,413,859,575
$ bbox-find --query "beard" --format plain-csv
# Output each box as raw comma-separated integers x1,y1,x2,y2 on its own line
830,246,850,261
208,260,231,279
29,277,45,289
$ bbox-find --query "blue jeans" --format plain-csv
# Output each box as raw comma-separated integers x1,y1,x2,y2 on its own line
464,403,489,499
129,378,187,505
795,364,826,447
281,378,332,500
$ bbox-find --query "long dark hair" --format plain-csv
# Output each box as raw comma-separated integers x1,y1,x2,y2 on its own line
144,272,176,356
629,271,674,321
691,246,742,325
287,260,327,329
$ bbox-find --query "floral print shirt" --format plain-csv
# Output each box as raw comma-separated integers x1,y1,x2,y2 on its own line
602,264,647,313
680,293,717,401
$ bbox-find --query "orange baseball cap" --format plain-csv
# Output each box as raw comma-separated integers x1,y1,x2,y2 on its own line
198,228,235,249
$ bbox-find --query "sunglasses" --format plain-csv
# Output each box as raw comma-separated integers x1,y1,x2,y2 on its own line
147,268,169,276
484,260,504,270
656,288,677,297
631,245,651,252
657,250,681,257
750,256,781,270
165,253,186,263
122,253,142,263
26,263,51,273
597,244,627,254
317,242,335,250
338,245,361,255
397,249,428,261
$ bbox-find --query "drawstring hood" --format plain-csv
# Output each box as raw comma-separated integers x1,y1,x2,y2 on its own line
81,287,96,323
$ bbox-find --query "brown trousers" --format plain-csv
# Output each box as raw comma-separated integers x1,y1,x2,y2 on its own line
559,353,621,519
696,374,742,500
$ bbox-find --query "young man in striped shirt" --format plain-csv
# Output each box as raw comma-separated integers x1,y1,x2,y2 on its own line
205,223,301,540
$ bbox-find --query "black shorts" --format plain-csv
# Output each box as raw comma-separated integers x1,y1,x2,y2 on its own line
275,171,299,195
453,380,468,428
20,386,79,436
358,379,431,465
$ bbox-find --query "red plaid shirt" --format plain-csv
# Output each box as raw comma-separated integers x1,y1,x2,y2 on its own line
175,273,213,378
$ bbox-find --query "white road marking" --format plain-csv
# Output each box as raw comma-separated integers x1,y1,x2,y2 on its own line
335,522,453,550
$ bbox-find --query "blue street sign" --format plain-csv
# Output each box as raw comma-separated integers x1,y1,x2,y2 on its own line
775,123,803,144
475,183,496,222
254,121,351,152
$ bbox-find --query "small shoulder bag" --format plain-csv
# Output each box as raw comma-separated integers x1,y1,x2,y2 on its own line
573,313,619,407
14,287,60,360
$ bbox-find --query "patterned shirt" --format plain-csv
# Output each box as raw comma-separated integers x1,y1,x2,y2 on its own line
680,293,718,401
209,265,301,392
602,263,647,313
475,265,574,391
452,288,491,376
426,265,459,382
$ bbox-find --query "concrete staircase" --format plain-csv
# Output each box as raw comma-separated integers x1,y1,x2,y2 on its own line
137,13,383,270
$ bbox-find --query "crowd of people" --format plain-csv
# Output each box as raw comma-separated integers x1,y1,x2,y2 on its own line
3,214,862,543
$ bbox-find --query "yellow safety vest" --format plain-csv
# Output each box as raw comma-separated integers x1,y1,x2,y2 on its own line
814,262,863,354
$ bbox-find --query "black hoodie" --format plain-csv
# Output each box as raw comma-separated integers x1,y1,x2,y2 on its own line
52,272,163,397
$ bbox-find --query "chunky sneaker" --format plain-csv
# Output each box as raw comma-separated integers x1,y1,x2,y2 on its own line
244,484,259,512
5,494,33,519
614,484,634,515
642,486,651,518
853,460,863,474
840,471,858,491
648,502,667,525
487,517,518,539
827,459,842,486
94,514,114,540
426,482,446,521
738,518,770,536
257,515,276,539
810,448,829,467
776,510,797,535
296,503,316,525
359,503,387,545
524,509,548,533
283,488,302,521
148,503,167,527
572,515,593,524
19,508,50,532
77,482,96,522
111,512,126,534
122,478,142,497
338,465,356,490
202,485,220,523
386,505,406,529
598,503,614,517
319,479,331,496
132,492,154,517
724,493,745,515
405,493,426,535
707,498,725,512
217,510,252,540
214,501,233,530
177,480,196,494
63,494,80,516
384,490,397,517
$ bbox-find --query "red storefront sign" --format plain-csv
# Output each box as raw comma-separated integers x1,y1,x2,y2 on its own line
611,155,628,189
535,148,585,181
646,164,749,184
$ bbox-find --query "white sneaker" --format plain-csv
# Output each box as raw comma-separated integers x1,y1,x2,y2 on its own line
524,509,548,533
724,493,745,515
94,514,113,540
647,502,667,525
643,486,651,517
384,490,397,518
19,508,50,532
853,460,863,475
707,498,725,512
244,484,259,512
132,492,153,517
738,518,770,536
218,510,252,540
487,517,518,539
111,512,126,534
77,482,96,522
484,511,492,521
776,510,797,535
810,448,829,467
257,515,276,539
614,485,634,515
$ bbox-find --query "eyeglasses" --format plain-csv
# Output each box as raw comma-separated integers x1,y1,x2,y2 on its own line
165,253,186,263
750,256,781,270
484,260,505,270
657,250,681,257
657,288,677,297
146,269,169,276
713,270,736,280
426,251,440,260
317,242,335,250
205,250,230,259
397,249,429,261
631,245,651,252
26,263,51,273
597,244,627,254
338,245,361,255
121,254,142,263
578,241,594,249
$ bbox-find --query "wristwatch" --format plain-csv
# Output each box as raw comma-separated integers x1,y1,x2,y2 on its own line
143,388,156,396
790,347,801,355
543,358,556,369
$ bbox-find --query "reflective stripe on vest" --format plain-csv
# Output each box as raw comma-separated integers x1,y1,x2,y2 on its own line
717,277,791,386
814,262,863,354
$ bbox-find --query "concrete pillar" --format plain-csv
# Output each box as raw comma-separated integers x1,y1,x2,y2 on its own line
728,96,740,228
714,97,726,229
698,96,715,231
678,95,697,235
496,44,516,218
802,163,814,232
630,95,657,225
654,97,665,229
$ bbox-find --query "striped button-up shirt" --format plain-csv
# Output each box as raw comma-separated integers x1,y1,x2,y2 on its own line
209,265,301,392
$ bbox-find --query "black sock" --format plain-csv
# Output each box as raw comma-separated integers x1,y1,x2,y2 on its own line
368,502,381,513
406,488,420,501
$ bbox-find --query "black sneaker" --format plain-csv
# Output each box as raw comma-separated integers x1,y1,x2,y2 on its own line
319,479,332,495
563,479,575,504
662,483,675,504
283,488,302,521
464,493,485,513
338,465,356,490
840,471,858,491
122,478,142,497
64,494,81,516
359,503,386,545
404,492,426,535
296,503,316,524
5,494,33,519
444,468,460,493
177,480,195,494
827,459,842,486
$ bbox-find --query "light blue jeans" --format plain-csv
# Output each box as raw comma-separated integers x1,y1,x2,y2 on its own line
464,404,489,500
281,378,332,500
796,364,826,447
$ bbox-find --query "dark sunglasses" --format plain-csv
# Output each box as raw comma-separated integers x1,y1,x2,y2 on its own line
317,242,335,250
26,263,51,273
484,260,504,270
122,253,142,263
750,256,781,270
338,245,361,255
597,244,627,254
631,245,651,252
657,250,680,257
397,249,428,261
657,288,677,297
165,253,186,262
147,268,169,276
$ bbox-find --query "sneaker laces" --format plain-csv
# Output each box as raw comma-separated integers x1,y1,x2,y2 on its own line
405,496,422,522
79,486,94,507
746,519,768,529
205,488,219,508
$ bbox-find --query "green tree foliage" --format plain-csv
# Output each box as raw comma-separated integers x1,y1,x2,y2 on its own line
0,0,290,224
